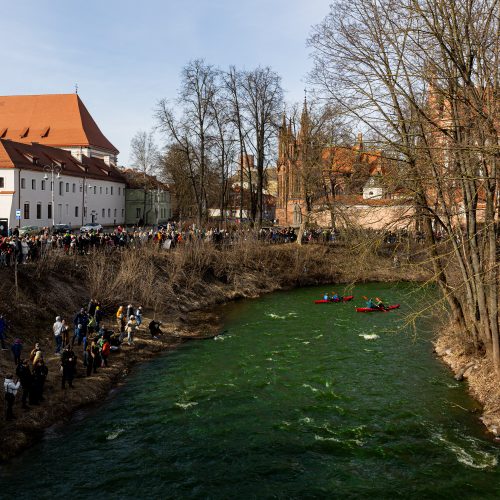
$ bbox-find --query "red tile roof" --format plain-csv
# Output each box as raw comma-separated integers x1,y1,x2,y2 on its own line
0,94,118,154
0,139,125,183
121,168,170,190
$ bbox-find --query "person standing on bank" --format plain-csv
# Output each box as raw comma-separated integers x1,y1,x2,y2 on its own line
126,304,134,321
16,359,32,409
4,374,20,420
61,345,77,389
0,313,8,350
126,315,138,346
135,306,143,327
11,338,23,365
53,316,64,354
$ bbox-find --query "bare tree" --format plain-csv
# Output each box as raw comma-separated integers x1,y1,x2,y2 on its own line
309,0,500,371
239,67,284,226
130,130,161,225
156,59,218,225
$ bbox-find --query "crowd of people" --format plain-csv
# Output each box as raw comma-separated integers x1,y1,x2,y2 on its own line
2,300,164,421
0,222,348,267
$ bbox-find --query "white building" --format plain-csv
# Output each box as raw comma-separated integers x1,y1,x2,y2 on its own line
0,94,125,233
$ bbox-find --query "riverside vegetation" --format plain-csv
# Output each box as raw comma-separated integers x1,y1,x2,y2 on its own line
0,235,432,460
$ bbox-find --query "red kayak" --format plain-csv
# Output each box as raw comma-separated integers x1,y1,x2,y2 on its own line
314,296,354,304
356,304,400,312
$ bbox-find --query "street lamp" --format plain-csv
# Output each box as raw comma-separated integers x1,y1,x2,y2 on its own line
43,164,62,227
80,177,92,226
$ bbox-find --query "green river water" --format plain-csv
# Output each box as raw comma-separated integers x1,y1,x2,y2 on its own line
2,283,500,499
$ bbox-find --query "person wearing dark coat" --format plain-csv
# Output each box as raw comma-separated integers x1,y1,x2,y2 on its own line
15,359,32,409
61,345,77,389
11,338,22,365
74,308,89,337
148,320,163,339
32,355,48,403
126,304,134,321
87,299,97,317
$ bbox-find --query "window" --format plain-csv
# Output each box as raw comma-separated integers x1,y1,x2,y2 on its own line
72,183,76,193
66,183,69,193
114,208,117,217
24,203,30,220
41,180,46,190
93,186,97,195
21,178,26,189
122,209,125,217
32,179,36,190
105,187,109,195
36,203,42,219
47,203,52,219
108,208,111,217
102,209,105,218
75,206,79,217
66,204,69,216
0,177,4,188
110,187,114,195
59,181,63,196
100,187,102,195
79,185,83,192
84,207,87,217
136,208,141,218
118,187,121,195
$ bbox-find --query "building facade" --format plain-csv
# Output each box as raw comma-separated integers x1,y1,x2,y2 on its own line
122,169,172,226
276,102,413,230
0,94,125,232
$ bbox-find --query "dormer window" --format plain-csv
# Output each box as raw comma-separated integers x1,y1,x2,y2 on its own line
0,128,7,138
20,127,29,138
40,126,50,138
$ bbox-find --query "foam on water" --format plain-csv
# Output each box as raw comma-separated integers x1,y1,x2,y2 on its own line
302,383,319,393
433,432,498,469
267,313,287,320
106,428,125,441
359,334,380,340
174,401,199,410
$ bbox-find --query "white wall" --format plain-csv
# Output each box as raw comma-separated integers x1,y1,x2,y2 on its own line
0,168,126,229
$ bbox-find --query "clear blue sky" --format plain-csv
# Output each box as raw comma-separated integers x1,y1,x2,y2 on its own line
0,0,329,163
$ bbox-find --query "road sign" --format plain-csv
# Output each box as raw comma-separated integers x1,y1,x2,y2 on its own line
15,209,21,220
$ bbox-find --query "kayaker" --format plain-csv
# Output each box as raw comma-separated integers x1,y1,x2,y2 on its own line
365,297,377,309
331,292,340,302
323,292,329,300
374,297,387,310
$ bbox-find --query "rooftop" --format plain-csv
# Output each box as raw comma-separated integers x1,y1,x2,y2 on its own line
0,139,125,183
0,94,118,154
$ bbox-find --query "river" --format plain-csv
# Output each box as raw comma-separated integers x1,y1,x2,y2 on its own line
2,283,500,499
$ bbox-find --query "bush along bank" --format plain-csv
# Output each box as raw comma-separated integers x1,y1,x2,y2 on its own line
0,241,429,461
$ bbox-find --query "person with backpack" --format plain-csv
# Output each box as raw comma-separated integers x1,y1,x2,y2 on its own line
125,315,138,346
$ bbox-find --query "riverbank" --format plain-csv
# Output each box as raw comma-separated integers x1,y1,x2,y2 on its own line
435,327,500,439
0,241,429,461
